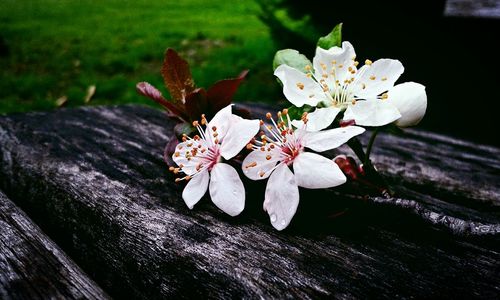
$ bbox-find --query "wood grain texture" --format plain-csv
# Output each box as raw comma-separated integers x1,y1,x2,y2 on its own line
0,104,499,299
0,191,108,300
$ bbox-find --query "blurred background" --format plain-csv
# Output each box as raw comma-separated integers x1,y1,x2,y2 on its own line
1,0,499,145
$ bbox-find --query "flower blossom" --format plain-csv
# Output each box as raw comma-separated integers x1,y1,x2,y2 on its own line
274,41,427,130
242,109,365,230
171,105,260,216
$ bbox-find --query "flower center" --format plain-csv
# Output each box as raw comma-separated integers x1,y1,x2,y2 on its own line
245,109,306,177
171,115,222,182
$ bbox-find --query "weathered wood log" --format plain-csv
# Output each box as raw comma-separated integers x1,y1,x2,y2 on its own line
0,190,108,299
0,104,498,299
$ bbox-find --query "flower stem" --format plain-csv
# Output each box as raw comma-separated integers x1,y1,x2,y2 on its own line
364,128,380,166
347,136,394,198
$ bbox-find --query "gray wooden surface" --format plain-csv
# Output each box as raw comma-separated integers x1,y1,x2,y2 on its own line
0,104,498,299
0,191,108,300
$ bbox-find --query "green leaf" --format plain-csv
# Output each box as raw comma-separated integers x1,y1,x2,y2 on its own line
317,23,343,50
273,49,312,73
286,104,313,121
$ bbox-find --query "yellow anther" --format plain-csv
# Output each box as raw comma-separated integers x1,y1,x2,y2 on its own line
266,112,272,119
322,74,328,78
331,60,337,65
192,120,199,127
306,73,312,78
246,143,253,150
169,166,175,171
260,120,264,125
179,164,184,168
338,64,343,68
309,94,315,98
266,155,272,160
320,63,327,70
213,132,218,138
214,139,219,144
381,93,389,99
381,76,387,81
175,178,181,183
305,65,312,71
365,59,373,66
296,82,305,90
352,55,356,60
354,61,359,67
370,75,376,80
187,143,193,147
259,171,265,178
348,66,353,72
174,152,180,157
362,83,366,89
352,99,357,105
185,175,192,181
212,126,217,131
282,108,288,115
245,161,257,168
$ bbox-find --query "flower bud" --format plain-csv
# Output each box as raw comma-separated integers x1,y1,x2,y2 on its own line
387,82,427,127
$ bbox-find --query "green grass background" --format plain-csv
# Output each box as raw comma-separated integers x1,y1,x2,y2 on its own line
0,0,284,114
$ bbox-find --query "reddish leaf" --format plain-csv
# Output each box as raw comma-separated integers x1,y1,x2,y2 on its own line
161,49,195,104
163,138,179,167
184,88,208,121
136,82,185,119
207,69,248,111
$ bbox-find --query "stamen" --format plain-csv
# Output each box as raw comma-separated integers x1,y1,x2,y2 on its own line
245,162,257,168
365,59,373,66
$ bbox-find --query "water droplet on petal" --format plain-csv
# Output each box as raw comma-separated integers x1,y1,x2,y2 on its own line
270,214,277,223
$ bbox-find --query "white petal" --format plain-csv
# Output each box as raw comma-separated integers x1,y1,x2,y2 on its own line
242,149,279,180
387,82,427,127
304,126,365,152
292,106,341,132
274,64,328,107
206,104,233,140
182,170,209,209
354,59,404,98
220,118,260,160
313,41,357,85
209,163,245,216
343,100,401,127
293,152,346,189
264,163,299,231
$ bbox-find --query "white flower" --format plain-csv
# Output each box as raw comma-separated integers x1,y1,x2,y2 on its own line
242,110,365,230
172,105,260,216
274,41,427,130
